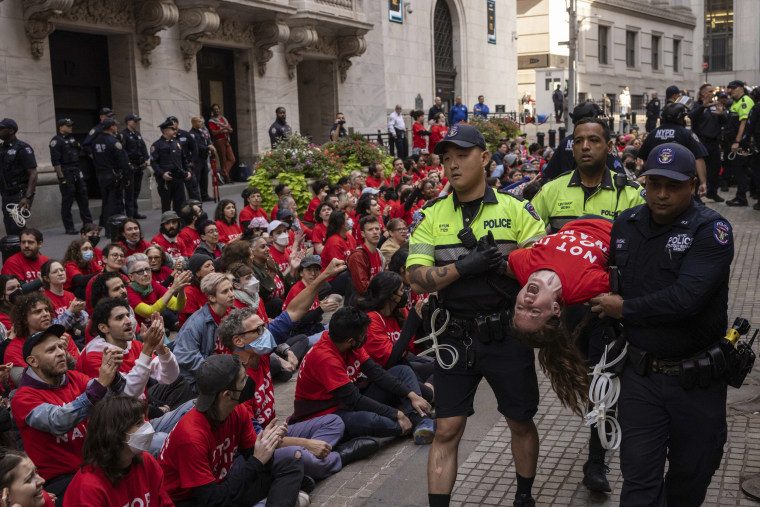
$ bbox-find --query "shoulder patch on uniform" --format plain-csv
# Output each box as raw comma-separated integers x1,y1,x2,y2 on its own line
691,133,701,143
270,128,277,135
150,145,156,153
713,220,731,245
422,196,446,209
114,142,123,150
49,139,57,147
524,201,540,221
25,146,32,154
409,210,425,234
640,188,647,199
497,187,525,200
89,128,95,135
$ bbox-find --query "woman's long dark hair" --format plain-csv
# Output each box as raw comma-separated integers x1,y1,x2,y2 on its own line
0,448,27,490
511,310,591,417
40,259,63,290
355,271,405,328
324,210,347,241
81,395,147,486
0,274,20,314
62,238,89,268
214,199,237,225
355,194,374,219
315,202,333,225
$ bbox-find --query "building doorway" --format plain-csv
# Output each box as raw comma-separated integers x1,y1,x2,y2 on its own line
49,30,112,197
197,47,238,161
434,0,457,113
297,59,337,144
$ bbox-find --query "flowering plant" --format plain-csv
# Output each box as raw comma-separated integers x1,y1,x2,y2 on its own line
325,134,386,166
255,132,343,180
465,115,521,153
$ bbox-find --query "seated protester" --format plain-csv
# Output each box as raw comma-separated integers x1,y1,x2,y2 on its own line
80,224,104,270
380,218,408,264
292,307,435,443
178,202,204,257
251,236,294,319
179,254,215,327
278,200,313,245
217,239,254,273
0,449,56,507
321,209,356,273
355,271,434,390
303,179,329,225
336,176,351,195
62,239,99,300
387,246,427,315
350,172,366,199
214,199,242,245
352,192,387,244
6,293,80,369
365,162,385,189
145,245,174,286
87,272,138,342
219,307,378,480
78,300,192,455
62,396,173,507
267,183,290,221
193,220,224,260
0,274,22,332
282,255,341,346
84,243,128,314
238,187,270,230
150,211,186,263
229,263,265,314
401,179,437,225
41,261,88,348
337,192,357,221
311,202,334,256
11,325,125,503
173,273,236,391
268,219,295,273
347,216,384,299
115,219,150,257
1,229,50,285
125,253,190,328
158,354,304,507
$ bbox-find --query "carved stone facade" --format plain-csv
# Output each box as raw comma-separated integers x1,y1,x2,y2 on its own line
179,5,220,71
284,23,319,79
58,0,135,27
136,0,179,67
253,19,290,77
23,0,75,58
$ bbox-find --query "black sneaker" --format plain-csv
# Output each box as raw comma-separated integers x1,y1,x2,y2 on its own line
726,198,748,207
705,192,725,203
513,493,536,507
582,460,611,493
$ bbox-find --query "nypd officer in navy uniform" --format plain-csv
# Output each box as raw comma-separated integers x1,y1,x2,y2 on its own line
689,83,727,203
92,118,129,225
49,118,93,234
644,92,660,133
637,102,708,197
0,118,38,235
189,116,215,202
120,114,149,219
541,101,624,183
82,107,115,156
591,143,733,506
269,106,291,148
167,116,200,201
151,120,191,213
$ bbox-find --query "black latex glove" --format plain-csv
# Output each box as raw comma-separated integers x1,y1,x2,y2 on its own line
455,241,502,278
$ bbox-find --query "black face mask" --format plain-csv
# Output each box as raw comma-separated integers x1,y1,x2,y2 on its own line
397,291,409,310
198,211,209,222
7,288,23,305
233,377,256,404
625,161,636,171
87,235,101,248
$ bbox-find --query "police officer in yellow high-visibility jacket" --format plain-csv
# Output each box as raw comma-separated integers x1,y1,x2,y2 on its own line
531,118,646,234
406,124,546,507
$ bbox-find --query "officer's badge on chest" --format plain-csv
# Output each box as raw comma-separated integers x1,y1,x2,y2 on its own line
665,233,693,253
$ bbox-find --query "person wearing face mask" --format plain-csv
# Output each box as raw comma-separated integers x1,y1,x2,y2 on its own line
0,449,56,507
219,306,378,482
41,260,87,347
251,236,295,319
159,354,306,507
116,219,150,257
0,274,22,331
277,201,312,246
268,219,306,277
150,211,187,262
80,224,104,269
62,395,173,507
62,239,100,300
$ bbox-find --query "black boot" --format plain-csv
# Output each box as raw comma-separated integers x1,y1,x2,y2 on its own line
334,437,379,467
513,493,536,506
726,197,748,207
582,459,611,493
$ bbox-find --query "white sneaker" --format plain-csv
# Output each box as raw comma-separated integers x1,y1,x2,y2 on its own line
297,491,311,507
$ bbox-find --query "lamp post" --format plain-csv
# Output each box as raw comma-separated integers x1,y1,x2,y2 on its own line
567,0,601,130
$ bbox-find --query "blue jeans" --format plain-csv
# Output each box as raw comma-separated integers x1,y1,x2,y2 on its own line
274,414,344,479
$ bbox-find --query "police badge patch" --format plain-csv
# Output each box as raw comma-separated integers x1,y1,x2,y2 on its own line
114,142,123,150
657,147,675,165
409,210,425,234
446,126,459,138
270,128,277,135
713,220,731,245
524,202,540,221
640,188,647,199
50,140,57,147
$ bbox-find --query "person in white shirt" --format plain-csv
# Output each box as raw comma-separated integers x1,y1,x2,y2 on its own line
388,105,408,159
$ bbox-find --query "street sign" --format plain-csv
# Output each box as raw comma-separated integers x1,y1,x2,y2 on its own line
702,62,709,70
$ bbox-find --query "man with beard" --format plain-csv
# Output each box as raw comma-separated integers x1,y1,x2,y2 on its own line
179,202,204,257
269,107,291,148
11,324,124,504
1,228,50,283
151,211,186,262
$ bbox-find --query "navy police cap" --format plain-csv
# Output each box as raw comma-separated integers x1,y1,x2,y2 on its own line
727,80,745,89
102,118,119,128
641,143,696,182
0,118,18,130
159,119,177,129
57,118,74,127
125,113,141,123
99,107,114,117
433,124,487,155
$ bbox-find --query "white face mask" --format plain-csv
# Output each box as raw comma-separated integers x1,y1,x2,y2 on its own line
346,218,354,230
275,233,289,246
125,421,155,455
244,276,260,295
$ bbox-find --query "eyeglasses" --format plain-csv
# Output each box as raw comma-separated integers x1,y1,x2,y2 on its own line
109,253,125,259
130,267,151,275
205,229,219,234
238,324,267,337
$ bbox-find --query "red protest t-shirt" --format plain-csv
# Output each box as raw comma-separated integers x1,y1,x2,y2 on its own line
63,452,173,507
11,370,91,480
179,285,207,326
152,265,173,285
44,289,75,319
118,240,151,258
244,354,275,427
150,233,185,262
508,218,612,306
364,310,413,367
211,306,233,355
239,205,269,228
321,234,356,270
64,261,99,291
178,227,201,257
412,122,428,149
366,175,383,189
76,338,143,379
4,334,80,367
303,196,321,223
269,245,292,274
1,253,50,283
311,223,327,246
282,280,319,311
216,220,242,245
294,331,370,419
159,405,257,502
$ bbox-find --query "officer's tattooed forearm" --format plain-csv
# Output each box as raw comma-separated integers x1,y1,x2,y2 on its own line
409,265,451,292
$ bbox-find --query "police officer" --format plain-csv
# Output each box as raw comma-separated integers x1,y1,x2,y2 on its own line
644,92,660,132
406,125,546,507
269,106,291,148
151,120,191,213
189,116,215,202
638,102,708,197
120,114,149,219
665,85,681,104
689,83,727,203
0,118,38,236
167,116,201,201
724,80,756,207
533,118,645,233
591,143,733,505
541,102,624,183
91,118,128,225
49,118,93,234
82,107,115,156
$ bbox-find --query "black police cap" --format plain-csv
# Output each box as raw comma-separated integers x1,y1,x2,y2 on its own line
433,124,487,155
569,102,602,122
102,118,119,128
166,116,179,123
665,85,681,98
0,118,18,131
99,107,114,117
159,119,177,130
125,113,141,123
727,80,745,90
56,118,74,127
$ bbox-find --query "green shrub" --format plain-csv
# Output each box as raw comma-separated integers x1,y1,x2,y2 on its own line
465,115,521,153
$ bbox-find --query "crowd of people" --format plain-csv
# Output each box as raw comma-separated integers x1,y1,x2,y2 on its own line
0,77,750,507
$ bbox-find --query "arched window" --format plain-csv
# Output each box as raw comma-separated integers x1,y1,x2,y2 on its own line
434,0,456,109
